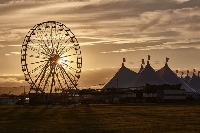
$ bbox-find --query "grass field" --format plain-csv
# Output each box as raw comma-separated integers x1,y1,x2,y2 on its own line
0,103,200,133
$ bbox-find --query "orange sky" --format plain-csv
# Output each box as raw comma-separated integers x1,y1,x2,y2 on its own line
0,0,200,90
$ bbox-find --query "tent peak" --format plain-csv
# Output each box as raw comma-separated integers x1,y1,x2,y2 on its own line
138,64,144,73
147,60,150,65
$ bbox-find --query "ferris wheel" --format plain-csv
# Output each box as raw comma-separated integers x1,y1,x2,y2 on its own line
21,21,82,93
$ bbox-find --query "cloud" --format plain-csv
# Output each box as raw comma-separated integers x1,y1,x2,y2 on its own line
101,41,200,53
11,51,21,54
0,0,12,4
0,74,28,88
138,18,160,31
5,53,11,56
163,38,200,45
0,0,200,48
1,0,200,87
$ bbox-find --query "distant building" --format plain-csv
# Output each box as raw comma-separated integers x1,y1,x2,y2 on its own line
0,96,18,105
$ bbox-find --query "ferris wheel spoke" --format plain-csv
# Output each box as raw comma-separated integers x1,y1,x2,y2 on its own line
59,45,74,56
33,27,49,50
61,34,70,43
32,39,51,55
58,35,69,45
60,53,77,58
40,30,52,53
43,73,51,92
60,66,77,89
27,45,48,56
59,66,70,89
28,54,48,59
50,68,56,93
65,67,79,82
61,62,79,72
44,34,51,47
37,66,50,88
35,69,50,88
42,40,51,53
59,65,73,89
55,72,63,89
56,42,60,52
29,39,47,53
58,38,71,55
42,66,54,91
62,60,76,64
34,62,49,84
30,60,49,65
29,62,46,74
50,24,54,49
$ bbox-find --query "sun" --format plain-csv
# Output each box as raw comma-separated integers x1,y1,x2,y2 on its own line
57,57,66,65
58,58,62,64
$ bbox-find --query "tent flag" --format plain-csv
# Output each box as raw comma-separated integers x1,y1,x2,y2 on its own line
123,58,126,62
148,55,150,60
193,69,196,72
181,72,184,78
142,59,145,64
166,57,169,62
176,70,178,73
187,70,189,74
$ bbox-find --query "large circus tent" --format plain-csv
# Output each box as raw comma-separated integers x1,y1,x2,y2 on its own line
157,63,196,93
123,61,167,88
103,63,138,89
188,73,200,93
102,57,199,95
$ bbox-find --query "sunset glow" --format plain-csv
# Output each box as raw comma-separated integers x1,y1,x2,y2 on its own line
0,0,200,91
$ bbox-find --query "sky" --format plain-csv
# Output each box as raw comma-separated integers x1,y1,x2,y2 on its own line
0,0,200,92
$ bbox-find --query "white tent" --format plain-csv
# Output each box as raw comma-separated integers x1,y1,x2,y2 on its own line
103,63,138,89
188,73,200,93
124,61,167,88
157,63,196,93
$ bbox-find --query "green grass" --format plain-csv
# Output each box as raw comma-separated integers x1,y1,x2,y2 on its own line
0,103,200,133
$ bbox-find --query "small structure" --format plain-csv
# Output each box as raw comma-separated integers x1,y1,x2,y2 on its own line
159,89,186,102
0,95,18,105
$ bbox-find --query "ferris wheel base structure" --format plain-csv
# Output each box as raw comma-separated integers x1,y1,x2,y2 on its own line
29,91,80,105
21,21,82,96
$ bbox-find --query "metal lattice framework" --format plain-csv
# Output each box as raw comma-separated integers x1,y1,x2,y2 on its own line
21,21,82,93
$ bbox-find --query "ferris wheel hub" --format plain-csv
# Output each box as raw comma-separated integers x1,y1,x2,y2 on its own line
49,54,61,65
